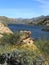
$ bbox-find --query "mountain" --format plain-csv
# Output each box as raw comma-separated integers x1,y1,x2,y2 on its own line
0,15,49,26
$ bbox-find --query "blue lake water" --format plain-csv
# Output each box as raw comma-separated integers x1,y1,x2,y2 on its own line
8,24,49,40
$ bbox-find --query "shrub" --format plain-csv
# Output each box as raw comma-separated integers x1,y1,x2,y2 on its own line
0,32,20,45
0,54,6,64
35,39,49,58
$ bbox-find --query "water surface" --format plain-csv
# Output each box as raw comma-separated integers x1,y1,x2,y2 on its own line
8,24,49,40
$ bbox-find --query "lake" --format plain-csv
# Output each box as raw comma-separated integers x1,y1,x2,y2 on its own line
8,24,49,40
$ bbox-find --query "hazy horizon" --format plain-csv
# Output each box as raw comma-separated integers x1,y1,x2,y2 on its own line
0,0,49,18
0,15,49,19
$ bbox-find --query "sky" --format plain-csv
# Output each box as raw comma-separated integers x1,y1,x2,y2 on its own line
0,0,49,18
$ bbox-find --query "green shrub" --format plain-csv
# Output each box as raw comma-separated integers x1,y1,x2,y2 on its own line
0,32,20,45
35,39,49,57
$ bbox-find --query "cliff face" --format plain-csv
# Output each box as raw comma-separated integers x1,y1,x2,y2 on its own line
0,23,13,38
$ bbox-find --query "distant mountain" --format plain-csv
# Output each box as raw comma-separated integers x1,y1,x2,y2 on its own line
0,16,49,26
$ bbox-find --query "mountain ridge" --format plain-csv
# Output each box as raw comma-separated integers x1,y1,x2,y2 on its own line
0,15,49,26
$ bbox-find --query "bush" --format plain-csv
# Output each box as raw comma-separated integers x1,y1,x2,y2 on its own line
35,39,49,57
0,54,6,64
0,32,20,45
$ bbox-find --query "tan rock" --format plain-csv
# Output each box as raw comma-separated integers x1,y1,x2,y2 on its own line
0,22,13,34
22,38,34,45
0,22,13,38
20,30,31,35
0,34,3,38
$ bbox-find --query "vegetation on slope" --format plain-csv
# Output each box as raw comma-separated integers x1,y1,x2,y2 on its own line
0,32,49,65
35,39,49,59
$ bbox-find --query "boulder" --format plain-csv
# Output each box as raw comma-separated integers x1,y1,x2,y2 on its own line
0,23,13,34
0,23,13,38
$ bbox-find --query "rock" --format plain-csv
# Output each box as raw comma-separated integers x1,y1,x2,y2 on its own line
20,30,31,35
22,38,34,45
0,34,3,38
0,23,13,38
0,23,13,34
20,30,34,45
20,30,31,41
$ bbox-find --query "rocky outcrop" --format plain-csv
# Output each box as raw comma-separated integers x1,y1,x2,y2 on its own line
20,31,34,45
20,30,31,40
22,38,34,45
0,23,13,34
0,23,13,38
42,26,49,31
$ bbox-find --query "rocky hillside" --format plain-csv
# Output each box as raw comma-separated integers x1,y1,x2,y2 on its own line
0,30,48,65
0,26,48,65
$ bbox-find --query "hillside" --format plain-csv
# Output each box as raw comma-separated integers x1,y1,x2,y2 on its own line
0,31,49,65
0,16,49,26
0,25,48,65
